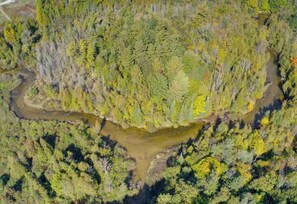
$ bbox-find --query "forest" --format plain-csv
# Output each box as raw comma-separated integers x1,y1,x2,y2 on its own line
2,0,272,129
0,0,296,203
151,0,297,203
0,73,138,203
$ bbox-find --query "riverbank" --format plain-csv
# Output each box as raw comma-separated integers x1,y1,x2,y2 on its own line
20,51,283,132
22,74,213,132
9,68,205,183
7,45,284,184
6,11,285,183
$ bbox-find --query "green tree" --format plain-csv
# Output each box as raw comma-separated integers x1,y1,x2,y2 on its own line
169,70,189,101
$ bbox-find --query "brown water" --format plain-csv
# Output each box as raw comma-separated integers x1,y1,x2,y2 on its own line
9,68,204,182
1,11,283,185
243,51,283,125
7,50,283,184
0,10,283,204
242,14,284,125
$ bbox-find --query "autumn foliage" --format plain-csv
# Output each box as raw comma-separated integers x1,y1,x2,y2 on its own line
291,57,297,67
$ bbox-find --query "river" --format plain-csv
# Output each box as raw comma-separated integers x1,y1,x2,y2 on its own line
243,51,283,126
9,68,204,183
7,49,283,184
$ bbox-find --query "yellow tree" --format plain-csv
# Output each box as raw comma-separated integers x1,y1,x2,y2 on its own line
192,157,226,179
249,132,267,156
260,0,270,11
36,0,49,27
260,116,270,126
193,95,206,117
246,0,259,11
4,22,16,44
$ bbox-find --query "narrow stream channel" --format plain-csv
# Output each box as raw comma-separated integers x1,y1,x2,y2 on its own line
243,51,283,126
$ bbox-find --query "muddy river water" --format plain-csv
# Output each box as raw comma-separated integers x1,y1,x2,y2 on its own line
6,49,283,184
9,67,204,183
243,51,283,125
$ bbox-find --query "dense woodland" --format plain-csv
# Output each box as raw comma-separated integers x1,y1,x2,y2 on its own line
1,0,273,129
0,0,296,203
153,99,297,203
0,74,138,203
153,119,296,203
152,1,297,203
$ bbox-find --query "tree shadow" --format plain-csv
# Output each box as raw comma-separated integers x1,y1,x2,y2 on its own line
100,134,118,152
38,172,56,198
100,117,107,130
64,144,84,162
124,184,151,204
43,133,56,149
12,179,23,191
0,173,10,185
252,98,282,128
